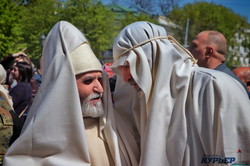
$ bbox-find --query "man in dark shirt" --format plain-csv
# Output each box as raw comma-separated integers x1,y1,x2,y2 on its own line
189,30,249,98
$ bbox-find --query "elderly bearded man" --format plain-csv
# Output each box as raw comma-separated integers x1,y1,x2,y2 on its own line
111,21,250,166
3,21,128,166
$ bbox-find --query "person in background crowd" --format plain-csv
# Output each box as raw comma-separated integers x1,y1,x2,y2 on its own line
189,30,249,98
3,21,129,166
233,66,250,92
109,75,117,92
0,51,30,89
0,49,33,89
30,59,42,99
9,62,33,121
1,50,43,119
111,21,250,165
33,57,42,87
0,64,22,166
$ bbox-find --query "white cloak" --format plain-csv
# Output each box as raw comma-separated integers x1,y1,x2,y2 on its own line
112,21,250,166
4,21,122,166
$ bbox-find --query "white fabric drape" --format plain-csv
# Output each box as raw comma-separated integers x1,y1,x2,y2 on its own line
112,21,250,166
4,21,122,166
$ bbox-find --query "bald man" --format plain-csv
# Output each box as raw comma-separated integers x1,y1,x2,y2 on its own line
189,31,249,97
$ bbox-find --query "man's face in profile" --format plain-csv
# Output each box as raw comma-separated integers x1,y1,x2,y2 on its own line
189,32,208,67
118,62,141,91
76,71,104,117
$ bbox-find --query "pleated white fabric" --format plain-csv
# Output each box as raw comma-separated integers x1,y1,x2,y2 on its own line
4,21,122,166
112,21,250,166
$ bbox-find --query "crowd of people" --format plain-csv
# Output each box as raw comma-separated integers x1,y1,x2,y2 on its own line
0,51,40,164
0,21,249,166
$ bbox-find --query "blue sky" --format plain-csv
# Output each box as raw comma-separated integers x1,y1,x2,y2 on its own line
102,0,250,23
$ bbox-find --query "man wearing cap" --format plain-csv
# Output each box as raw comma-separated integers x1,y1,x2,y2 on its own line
112,21,250,165
3,21,126,166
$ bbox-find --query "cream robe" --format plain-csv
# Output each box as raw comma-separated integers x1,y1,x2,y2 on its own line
112,21,250,166
84,118,114,166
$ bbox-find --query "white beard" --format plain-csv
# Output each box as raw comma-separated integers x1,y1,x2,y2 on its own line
81,92,104,118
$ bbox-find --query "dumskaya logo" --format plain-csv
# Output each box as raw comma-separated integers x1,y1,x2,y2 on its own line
201,149,250,165
201,155,235,164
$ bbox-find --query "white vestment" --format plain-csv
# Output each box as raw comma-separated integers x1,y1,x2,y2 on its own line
4,21,122,166
112,21,250,166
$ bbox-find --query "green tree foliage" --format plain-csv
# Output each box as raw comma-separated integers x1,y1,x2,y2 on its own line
168,2,249,45
168,2,250,68
120,12,156,28
18,0,62,60
62,0,118,58
0,0,161,61
0,0,24,58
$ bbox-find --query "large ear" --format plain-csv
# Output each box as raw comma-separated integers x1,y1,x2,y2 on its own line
205,46,213,57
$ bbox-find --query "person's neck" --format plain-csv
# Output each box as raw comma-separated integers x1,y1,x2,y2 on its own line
207,58,223,69
83,117,99,129
16,78,22,83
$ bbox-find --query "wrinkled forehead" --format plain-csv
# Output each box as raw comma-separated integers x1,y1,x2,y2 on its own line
196,32,209,44
76,70,103,78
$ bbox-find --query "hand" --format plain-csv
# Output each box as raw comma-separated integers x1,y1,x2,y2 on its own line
12,52,28,58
